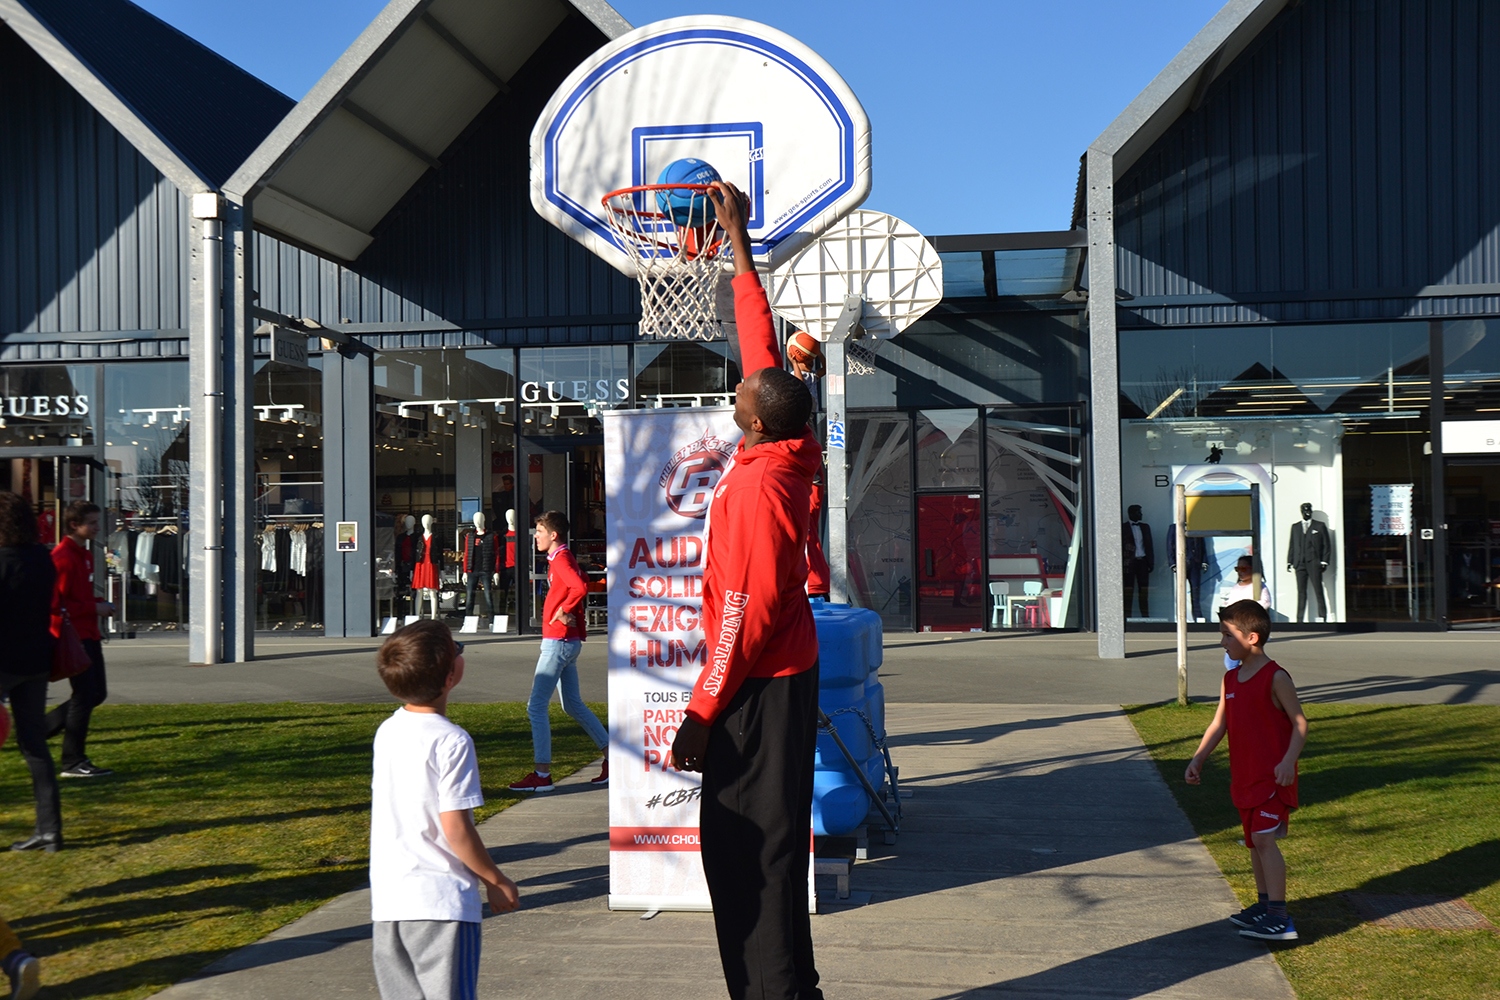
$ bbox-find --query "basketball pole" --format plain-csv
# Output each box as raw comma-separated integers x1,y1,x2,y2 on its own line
825,294,864,605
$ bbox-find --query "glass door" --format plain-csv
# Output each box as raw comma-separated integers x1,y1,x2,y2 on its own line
915,492,985,631
1445,461,1500,625
519,436,607,632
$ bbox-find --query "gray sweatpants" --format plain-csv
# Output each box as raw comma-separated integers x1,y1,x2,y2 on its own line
373,920,481,1000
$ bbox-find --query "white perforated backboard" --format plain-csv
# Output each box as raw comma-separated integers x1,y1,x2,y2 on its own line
530,16,872,276
766,210,944,341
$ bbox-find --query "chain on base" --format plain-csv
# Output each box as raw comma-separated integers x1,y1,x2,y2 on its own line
603,184,728,341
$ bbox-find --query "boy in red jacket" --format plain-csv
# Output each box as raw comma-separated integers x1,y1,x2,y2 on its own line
508,511,609,792
671,181,824,1000
1185,599,1309,942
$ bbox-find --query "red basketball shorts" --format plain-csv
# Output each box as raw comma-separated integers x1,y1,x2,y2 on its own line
1239,796,1290,848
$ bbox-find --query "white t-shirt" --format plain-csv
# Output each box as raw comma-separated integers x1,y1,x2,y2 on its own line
1218,579,1272,610
370,708,485,923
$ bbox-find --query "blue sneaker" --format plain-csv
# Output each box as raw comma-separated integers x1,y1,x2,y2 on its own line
1239,912,1298,941
1229,901,1267,928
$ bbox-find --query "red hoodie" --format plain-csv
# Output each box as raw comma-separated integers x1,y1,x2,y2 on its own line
541,544,588,640
685,272,820,725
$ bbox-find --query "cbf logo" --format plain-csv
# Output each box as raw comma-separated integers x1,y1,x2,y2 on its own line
659,434,736,519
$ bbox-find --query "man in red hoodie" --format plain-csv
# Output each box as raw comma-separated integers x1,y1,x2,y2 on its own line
47,500,115,780
671,182,824,1000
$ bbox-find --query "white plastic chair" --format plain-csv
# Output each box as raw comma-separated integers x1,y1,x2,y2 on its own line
989,581,1010,628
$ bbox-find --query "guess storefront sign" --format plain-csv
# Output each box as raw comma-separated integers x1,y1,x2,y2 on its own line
520,379,630,404
3,394,91,417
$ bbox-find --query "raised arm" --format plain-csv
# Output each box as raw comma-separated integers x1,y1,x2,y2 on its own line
707,181,782,376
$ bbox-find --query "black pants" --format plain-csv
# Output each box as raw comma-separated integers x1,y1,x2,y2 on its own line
1294,564,1327,621
465,572,494,617
1123,558,1152,617
2,672,61,836
45,638,107,768
700,664,822,1000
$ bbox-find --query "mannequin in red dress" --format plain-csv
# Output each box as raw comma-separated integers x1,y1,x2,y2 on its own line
411,513,442,619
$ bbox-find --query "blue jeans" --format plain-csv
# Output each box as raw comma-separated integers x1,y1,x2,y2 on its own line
527,639,608,764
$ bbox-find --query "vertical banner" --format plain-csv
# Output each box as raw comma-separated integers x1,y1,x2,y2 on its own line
604,406,739,911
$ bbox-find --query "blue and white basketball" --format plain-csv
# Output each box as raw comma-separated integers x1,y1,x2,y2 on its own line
655,158,720,227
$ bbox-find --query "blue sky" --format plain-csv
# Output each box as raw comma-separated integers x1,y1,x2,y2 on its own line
135,0,1225,236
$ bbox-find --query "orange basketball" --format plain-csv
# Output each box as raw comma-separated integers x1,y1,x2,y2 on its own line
786,330,824,374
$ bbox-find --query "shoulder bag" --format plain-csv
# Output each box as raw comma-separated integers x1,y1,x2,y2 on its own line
50,607,92,682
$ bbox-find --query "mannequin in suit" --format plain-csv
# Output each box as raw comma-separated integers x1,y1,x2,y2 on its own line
1122,504,1155,618
1286,502,1330,622
1167,527,1208,622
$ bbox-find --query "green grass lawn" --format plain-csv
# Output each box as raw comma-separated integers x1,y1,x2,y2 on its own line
1127,702,1500,1000
0,702,606,1000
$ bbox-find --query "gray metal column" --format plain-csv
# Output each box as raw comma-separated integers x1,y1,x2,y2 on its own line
323,348,376,637
1086,147,1125,659
187,210,210,664
223,198,257,661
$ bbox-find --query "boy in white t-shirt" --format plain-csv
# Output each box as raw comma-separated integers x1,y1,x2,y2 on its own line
371,620,520,1000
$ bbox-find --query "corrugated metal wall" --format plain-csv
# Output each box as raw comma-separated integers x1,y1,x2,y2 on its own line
1115,0,1500,326
0,24,190,346
254,23,639,347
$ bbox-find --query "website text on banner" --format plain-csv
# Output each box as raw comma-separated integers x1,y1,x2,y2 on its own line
604,406,738,911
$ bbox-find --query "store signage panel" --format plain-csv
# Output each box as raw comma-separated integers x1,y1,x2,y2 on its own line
1442,419,1500,455
520,379,630,403
1184,493,1252,533
602,406,734,911
1370,484,1412,536
269,326,310,369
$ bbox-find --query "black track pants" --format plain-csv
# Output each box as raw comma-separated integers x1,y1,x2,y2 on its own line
700,663,823,1000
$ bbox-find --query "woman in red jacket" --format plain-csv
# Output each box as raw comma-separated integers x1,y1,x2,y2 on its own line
47,500,115,779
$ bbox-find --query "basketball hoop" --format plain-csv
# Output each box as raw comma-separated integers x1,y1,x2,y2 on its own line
603,184,728,341
847,337,881,376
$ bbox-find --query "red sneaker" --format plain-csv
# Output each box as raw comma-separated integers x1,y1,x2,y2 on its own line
590,758,609,786
508,771,554,793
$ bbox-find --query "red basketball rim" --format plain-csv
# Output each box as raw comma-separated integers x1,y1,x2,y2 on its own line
602,183,724,259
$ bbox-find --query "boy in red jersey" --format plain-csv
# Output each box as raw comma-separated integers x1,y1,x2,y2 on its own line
1185,599,1309,941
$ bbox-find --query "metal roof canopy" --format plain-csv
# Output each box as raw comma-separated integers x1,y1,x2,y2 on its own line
1,0,292,194
225,0,631,262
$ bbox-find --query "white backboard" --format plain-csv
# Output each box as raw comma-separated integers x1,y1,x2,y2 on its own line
767,210,944,341
530,16,872,276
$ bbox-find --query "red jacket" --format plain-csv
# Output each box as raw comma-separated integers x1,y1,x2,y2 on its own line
686,272,820,725
51,535,101,641
542,545,587,640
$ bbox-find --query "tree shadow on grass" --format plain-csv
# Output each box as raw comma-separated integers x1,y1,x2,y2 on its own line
924,840,1500,998
13,866,371,956
66,864,262,899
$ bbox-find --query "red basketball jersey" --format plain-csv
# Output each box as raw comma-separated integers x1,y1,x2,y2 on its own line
1224,660,1298,810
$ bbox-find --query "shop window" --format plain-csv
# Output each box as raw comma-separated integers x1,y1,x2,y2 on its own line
915,409,981,488
1443,318,1500,417
255,360,323,631
1119,322,1434,624
846,412,912,629
0,365,96,448
986,407,1084,629
635,341,740,408
102,362,190,631
374,349,517,624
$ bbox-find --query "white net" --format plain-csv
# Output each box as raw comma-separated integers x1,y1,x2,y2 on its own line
847,337,880,376
603,185,728,341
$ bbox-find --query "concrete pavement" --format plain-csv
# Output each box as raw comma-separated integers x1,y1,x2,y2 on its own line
94,629,1500,706
154,703,1294,1000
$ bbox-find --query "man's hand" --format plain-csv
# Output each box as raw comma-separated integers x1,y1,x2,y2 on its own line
1274,758,1297,786
486,874,520,914
671,716,710,772
462,572,470,585
707,181,753,275
1184,754,1204,785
